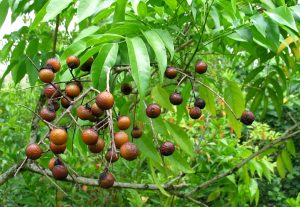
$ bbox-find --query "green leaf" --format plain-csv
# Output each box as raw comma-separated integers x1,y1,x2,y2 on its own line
43,0,73,22
251,14,268,38
26,39,39,57
0,0,9,29
126,37,151,98
164,0,177,10
77,0,100,23
74,26,99,42
281,149,293,173
31,2,48,29
166,151,194,173
91,43,119,90
0,61,16,88
155,29,174,59
86,34,124,47
92,7,114,23
151,85,173,111
79,45,102,68
143,30,167,82
286,140,296,157
276,154,286,178
26,57,38,86
244,66,264,85
149,161,170,196
137,1,147,17
199,81,216,116
249,179,258,198
267,87,282,117
176,82,192,123
60,40,87,64
113,0,127,23
207,189,220,202
11,57,26,84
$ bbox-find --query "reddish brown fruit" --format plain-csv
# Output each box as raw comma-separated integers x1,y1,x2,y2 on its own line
88,138,105,153
240,111,255,125
80,57,94,72
39,68,55,83
99,171,115,188
114,131,129,148
66,56,80,69
165,67,177,79
189,107,202,119
61,96,73,108
105,149,119,163
81,128,98,145
121,83,132,95
131,127,143,138
146,103,161,118
50,128,68,145
194,98,206,109
160,142,175,156
120,142,139,161
26,143,43,160
76,105,92,120
48,158,56,171
96,91,114,110
117,116,131,130
195,61,208,74
43,84,61,98
48,99,60,111
65,83,81,98
39,107,56,122
46,58,61,73
91,103,104,117
52,165,68,180
50,142,66,154
169,92,183,105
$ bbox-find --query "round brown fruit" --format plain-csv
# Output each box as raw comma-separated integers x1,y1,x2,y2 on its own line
114,131,129,148
195,61,208,74
160,141,175,156
165,67,177,79
48,158,56,171
121,83,132,95
169,92,183,105
61,96,73,108
76,105,92,120
48,99,60,111
80,57,94,72
131,127,143,139
117,116,131,130
189,107,202,119
81,128,98,145
120,142,139,161
240,111,255,125
99,171,115,188
26,143,43,160
146,103,161,118
50,128,68,145
96,91,114,110
66,55,80,69
52,165,68,180
105,149,119,163
46,58,61,73
43,84,61,98
194,98,206,109
91,103,104,117
50,142,66,154
65,82,81,98
39,107,56,122
88,138,105,153
39,68,54,83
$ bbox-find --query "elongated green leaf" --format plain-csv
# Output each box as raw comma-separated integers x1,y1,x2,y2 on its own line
43,0,73,22
26,57,39,86
286,140,296,157
166,151,194,173
251,14,268,38
92,7,114,23
11,57,26,84
151,85,173,111
0,41,13,62
31,2,48,29
199,81,216,116
176,82,192,123
207,189,220,202
267,87,282,117
152,117,170,138
0,0,9,29
77,0,100,23
244,66,264,85
143,30,167,82
0,61,16,88
281,149,293,173
113,0,127,23
155,29,174,59
149,161,169,196
91,43,119,90
126,37,151,98
26,39,39,56
74,26,99,42
86,34,124,47
79,45,102,68
276,154,286,178
249,179,258,198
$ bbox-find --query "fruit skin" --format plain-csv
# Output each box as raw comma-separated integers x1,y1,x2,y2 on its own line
160,142,175,156
65,83,81,97
96,91,114,110
48,158,56,170
146,103,161,118
26,143,43,160
50,128,68,145
76,105,93,120
195,61,208,74
50,142,66,154
80,57,94,72
169,92,183,105
39,107,56,122
240,111,255,125
194,98,206,109
66,56,80,69
189,107,202,119
48,99,60,111
114,131,129,148
43,84,61,98
61,96,73,108
46,58,61,73
91,103,104,117
39,68,55,83
52,165,68,180
121,83,132,95
99,171,115,188
120,142,139,161
88,138,105,153
81,128,98,145
117,116,131,130
105,149,119,163
165,67,177,79
131,127,143,139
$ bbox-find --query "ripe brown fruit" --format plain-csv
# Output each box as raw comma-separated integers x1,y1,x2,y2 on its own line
146,103,161,118
99,171,115,188
65,82,81,97
48,158,56,171
39,107,56,122
39,68,55,83
131,127,143,139
195,61,208,74
120,142,139,161
48,99,60,111
43,84,61,98
105,149,119,163
80,57,94,72
194,98,206,109
169,92,183,105
165,67,177,79
189,107,202,119
46,58,61,73
117,116,131,130
96,91,114,110
81,128,98,145
26,143,43,160
240,111,255,125
76,105,92,120
50,142,66,154
66,56,80,69
114,131,129,148
61,96,73,108
91,103,104,117
52,165,68,180
121,83,132,95
88,138,105,153
160,142,175,156
50,128,68,145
